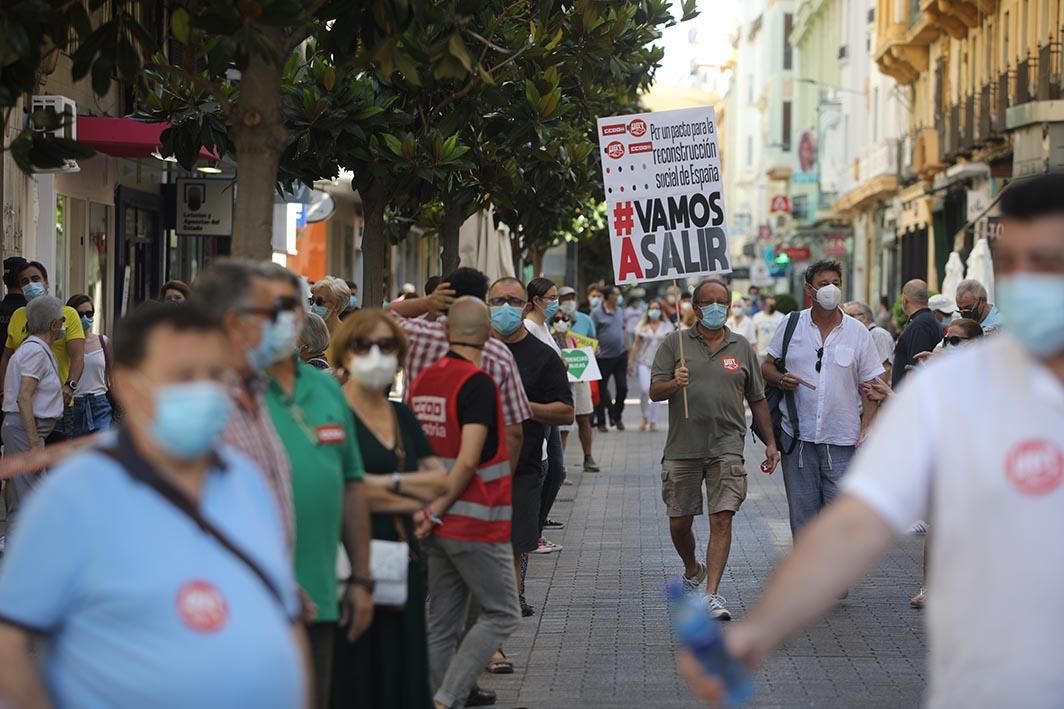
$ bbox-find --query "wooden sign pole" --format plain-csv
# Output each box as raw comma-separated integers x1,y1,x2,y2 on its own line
674,279,689,418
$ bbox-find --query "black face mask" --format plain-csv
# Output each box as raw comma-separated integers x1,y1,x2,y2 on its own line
958,306,981,322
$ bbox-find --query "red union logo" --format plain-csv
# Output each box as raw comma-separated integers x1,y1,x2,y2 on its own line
177,580,228,634
627,119,647,137
629,141,653,154
605,141,625,159
1005,439,1064,496
601,123,626,136
722,357,739,372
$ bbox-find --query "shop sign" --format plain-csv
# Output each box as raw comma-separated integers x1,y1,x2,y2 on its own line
176,178,234,237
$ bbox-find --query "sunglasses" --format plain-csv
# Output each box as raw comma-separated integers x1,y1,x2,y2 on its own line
815,347,824,372
943,335,968,346
350,337,400,354
488,296,526,308
309,296,328,307
242,297,301,322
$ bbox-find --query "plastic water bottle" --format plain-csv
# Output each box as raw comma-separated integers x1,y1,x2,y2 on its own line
666,580,754,705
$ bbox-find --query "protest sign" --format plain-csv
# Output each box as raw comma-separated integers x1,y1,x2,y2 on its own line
570,333,598,350
596,106,730,286
562,347,602,383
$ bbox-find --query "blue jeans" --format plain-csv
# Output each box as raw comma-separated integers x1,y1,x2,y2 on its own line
779,432,856,539
538,426,566,532
70,394,113,438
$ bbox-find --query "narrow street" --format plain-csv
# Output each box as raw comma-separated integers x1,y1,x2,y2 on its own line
483,402,927,708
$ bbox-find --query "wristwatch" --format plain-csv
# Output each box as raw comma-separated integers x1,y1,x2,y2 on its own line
349,575,376,593
391,471,402,493
65,379,77,391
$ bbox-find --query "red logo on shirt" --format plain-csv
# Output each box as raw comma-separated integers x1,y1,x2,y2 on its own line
1005,439,1064,496
317,424,346,445
177,580,228,633
722,357,740,372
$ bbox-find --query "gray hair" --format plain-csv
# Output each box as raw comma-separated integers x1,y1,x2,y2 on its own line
26,295,63,335
311,276,351,316
300,312,330,355
190,258,259,318
955,279,988,301
692,278,729,303
844,301,874,321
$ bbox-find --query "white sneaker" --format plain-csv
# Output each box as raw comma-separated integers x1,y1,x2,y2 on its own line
531,537,563,554
681,563,707,593
703,593,732,621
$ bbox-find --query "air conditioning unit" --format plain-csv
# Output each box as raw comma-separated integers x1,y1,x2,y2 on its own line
30,95,80,173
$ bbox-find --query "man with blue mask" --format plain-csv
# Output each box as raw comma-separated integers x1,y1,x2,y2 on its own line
650,279,780,621
191,260,295,551
679,173,1064,709
0,302,308,708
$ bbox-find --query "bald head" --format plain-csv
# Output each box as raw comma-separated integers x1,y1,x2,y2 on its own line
901,279,929,315
447,296,491,347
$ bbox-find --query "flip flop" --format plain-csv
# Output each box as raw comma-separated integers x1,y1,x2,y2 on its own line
486,651,514,674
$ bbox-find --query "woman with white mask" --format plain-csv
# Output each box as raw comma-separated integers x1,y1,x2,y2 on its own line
629,299,674,431
335,308,448,709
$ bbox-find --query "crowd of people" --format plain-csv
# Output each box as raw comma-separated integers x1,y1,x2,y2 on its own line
0,173,1059,709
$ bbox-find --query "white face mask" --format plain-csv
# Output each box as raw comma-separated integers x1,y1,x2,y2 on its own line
731,306,744,317
347,346,399,391
680,301,693,313
665,294,677,305
554,320,570,333
559,300,577,315
814,283,842,310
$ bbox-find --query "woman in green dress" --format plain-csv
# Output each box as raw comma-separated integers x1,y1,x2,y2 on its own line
331,309,448,709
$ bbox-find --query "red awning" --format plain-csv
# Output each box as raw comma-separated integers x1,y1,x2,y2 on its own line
77,116,217,160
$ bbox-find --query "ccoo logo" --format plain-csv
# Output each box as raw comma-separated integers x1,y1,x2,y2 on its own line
627,119,647,137
604,141,625,159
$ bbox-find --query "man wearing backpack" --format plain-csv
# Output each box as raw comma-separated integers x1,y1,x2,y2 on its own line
762,261,884,539
650,279,780,621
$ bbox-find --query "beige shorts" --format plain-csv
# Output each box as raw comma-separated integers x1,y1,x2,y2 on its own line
661,454,747,517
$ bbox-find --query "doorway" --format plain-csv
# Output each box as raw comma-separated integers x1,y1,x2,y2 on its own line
115,187,163,322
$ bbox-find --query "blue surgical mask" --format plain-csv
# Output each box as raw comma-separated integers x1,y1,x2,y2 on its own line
589,296,603,309
347,294,359,310
699,303,728,330
541,299,559,320
491,304,525,336
57,326,66,340
310,304,330,319
151,381,231,459
80,316,94,332
249,311,299,370
996,273,1064,357
23,282,46,301
648,309,661,321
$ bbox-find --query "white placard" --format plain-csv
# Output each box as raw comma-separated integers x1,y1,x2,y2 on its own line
596,106,730,286
562,347,602,383
176,178,234,237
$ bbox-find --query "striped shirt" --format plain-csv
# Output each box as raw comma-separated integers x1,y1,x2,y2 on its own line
395,316,532,427
222,372,295,547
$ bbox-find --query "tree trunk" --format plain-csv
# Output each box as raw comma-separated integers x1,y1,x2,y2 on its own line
230,45,287,260
440,199,463,275
529,243,547,278
360,181,390,308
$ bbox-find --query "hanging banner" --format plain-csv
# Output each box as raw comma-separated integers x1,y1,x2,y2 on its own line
597,106,730,286
562,347,602,383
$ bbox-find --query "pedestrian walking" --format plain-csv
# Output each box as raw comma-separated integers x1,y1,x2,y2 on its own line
552,310,600,473
762,260,884,538
1,296,65,528
752,296,784,362
333,308,448,709
191,260,296,546
591,285,629,431
409,297,521,709
299,312,332,370
257,263,374,708
66,294,113,437
955,278,1004,334
650,279,780,620
843,300,895,381
680,171,1064,709
892,279,943,388
558,286,596,338
630,298,674,432
0,302,308,709
725,298,757,352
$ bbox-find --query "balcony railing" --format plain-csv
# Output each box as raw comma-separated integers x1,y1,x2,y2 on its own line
1017,56,1035,104
978,83,994,141
1038,40,1062,101
996,70,1010,130
943,104,961,157
962,94,975,149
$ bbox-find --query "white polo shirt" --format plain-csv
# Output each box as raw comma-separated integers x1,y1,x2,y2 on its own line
842,335,1064,708
766,309,884,446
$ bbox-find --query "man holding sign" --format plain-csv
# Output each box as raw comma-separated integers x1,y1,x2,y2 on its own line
650,279,780,620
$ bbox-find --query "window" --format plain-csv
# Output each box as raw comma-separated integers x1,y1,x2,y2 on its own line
1003,11,1010,68
1021,0,1029,56
782,101,792,151
783,13,794,70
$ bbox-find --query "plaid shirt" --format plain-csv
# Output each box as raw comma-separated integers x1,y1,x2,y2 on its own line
222,371,295,548
397,316,532,426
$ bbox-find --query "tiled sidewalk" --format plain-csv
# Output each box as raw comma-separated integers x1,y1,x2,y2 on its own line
481,420,926,708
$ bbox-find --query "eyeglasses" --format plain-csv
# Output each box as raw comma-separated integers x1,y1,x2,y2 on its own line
943,335,968,346
350,337,400,354
815,347,824,372
488,296,526,307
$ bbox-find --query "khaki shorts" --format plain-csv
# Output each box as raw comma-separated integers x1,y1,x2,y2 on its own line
661,454,747,517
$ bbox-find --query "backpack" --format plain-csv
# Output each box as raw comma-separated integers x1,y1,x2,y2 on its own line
752,311,800,455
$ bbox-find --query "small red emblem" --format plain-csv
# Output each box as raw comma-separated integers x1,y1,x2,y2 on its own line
627,119,647,137
722,357,739,372
604,141,625,159
177,580,228,633
317,424,346,444
1005,439,1064,496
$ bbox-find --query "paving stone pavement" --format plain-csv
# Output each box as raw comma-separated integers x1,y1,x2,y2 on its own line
481,407,927,708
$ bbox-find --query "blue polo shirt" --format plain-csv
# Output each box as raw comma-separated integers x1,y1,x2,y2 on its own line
571,310,597,338
0,431,304,709
591,304,626,358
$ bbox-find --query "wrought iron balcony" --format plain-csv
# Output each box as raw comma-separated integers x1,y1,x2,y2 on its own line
996,70,1010,131
978,83,994,141
1016,56,1035,105
1038,40,1062,101
962,94,975,149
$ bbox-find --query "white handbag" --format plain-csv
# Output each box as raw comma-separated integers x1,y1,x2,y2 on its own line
336,539,409,607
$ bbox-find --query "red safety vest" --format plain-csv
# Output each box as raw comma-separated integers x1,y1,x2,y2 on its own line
408,355,511,543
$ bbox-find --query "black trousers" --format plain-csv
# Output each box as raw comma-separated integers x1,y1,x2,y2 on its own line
593,352,628,426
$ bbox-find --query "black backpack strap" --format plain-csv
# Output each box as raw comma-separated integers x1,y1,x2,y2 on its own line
97,445,291,616
778,312,801,452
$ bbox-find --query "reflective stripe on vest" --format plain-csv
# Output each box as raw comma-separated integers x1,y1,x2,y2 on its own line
449,500,513,522
439,458,510,483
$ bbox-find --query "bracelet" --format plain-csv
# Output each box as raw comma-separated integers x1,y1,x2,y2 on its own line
391,471,402,493
349,575,376,593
